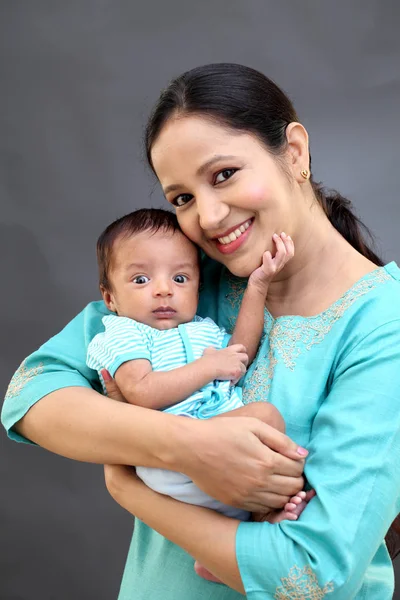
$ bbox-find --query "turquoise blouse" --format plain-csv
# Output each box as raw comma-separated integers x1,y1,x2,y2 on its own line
3,259,400,599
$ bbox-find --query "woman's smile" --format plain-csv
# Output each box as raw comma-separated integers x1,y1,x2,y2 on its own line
212,217,254,255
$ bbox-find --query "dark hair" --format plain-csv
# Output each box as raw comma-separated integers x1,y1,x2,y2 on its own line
145,63,382,266
97,208,184,291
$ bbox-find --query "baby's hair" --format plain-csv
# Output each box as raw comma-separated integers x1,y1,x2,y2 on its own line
97,208,188,291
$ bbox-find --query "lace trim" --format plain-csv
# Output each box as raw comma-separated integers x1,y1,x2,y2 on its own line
225,268,391,402
274,565,334,599
5,359,44,399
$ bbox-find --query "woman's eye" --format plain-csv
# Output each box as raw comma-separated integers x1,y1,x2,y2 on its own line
172,194,193,207
214,168,237,184
133,275,149,284
173,274,188,284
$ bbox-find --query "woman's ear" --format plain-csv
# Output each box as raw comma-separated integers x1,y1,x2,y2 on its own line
285,122,310,183
101,285,118,313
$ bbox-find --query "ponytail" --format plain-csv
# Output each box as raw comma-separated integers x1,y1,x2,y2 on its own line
311,181,384,266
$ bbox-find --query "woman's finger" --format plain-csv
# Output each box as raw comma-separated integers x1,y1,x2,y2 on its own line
259,473,305,496
239,492,295,512
255,420,309,461
101,369,126,403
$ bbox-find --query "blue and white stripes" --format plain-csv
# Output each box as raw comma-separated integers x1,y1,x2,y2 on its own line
87,314,243,418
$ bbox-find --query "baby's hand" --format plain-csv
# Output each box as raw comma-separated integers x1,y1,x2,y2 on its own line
202,345,248,384
249,232,294,293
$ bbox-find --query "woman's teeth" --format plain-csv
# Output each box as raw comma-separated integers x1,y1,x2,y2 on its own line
218,220,251,245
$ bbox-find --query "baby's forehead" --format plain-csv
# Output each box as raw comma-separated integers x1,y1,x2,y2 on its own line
112,229,199,268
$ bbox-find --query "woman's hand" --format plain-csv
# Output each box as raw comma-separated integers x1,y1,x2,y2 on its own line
104,463,140,501
101,369,126,402
180,415,306,513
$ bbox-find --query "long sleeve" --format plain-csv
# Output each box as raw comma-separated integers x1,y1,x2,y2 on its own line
236,319,400,599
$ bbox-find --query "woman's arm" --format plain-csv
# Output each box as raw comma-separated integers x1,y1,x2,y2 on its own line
7,366,305,511
16,386,194,466
104,464,245,593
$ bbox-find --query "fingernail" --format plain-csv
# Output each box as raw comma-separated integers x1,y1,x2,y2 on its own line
281,232,286,237
101,369,112,382
287,235,292,240
273,233,278,238
297,447,308,456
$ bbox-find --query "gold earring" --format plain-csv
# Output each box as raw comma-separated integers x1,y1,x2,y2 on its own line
300,169,310,180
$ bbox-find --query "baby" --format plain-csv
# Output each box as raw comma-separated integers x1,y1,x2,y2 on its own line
87,209,310,580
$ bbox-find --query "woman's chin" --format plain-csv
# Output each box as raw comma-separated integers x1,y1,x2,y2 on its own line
224,258,256,278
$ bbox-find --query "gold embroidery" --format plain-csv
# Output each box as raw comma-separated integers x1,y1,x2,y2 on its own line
274,565,334,599
225,268,391,402
242,347,277,404
269,269,391,371
5,360,44,399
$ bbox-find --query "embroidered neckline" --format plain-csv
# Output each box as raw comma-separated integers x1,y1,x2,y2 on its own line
226,263,393,325
225,264,393,403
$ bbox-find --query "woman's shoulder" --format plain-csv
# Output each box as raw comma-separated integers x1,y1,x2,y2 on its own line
326,262,400,358
352,261,400,325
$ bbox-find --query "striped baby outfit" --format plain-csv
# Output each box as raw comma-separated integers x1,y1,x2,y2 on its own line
86,314,244,419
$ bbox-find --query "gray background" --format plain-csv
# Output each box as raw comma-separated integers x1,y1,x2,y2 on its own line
1,1,399,598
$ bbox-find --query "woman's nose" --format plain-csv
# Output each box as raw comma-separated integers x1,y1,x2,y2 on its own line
196,193,230,232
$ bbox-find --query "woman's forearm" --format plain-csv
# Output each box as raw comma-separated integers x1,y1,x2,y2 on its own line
112,474,245,594
15,386,191,468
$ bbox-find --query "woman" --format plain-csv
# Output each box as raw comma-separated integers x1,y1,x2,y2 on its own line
3,63,400,599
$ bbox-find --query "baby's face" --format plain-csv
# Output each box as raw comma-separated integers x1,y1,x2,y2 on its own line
104,230,200,330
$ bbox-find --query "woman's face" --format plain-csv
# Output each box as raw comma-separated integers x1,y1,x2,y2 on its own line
151,116,299,277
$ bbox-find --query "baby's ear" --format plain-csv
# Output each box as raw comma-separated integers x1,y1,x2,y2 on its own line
100,285,117,313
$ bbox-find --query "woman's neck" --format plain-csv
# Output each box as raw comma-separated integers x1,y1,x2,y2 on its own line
265,205,378,318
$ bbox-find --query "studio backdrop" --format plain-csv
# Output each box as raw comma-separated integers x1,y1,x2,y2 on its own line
1,1,399,598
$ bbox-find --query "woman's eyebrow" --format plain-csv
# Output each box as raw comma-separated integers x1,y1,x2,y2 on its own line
196,154,237,177
163,154,238,195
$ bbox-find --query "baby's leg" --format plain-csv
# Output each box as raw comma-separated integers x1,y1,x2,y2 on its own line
214,401,286,432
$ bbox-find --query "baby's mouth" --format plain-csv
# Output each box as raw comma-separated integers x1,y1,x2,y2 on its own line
153,307,176,318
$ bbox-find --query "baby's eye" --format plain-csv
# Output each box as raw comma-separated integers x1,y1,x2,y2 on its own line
173,274,188,284
214,168,237,184
133,275,149,284
172,194,193,207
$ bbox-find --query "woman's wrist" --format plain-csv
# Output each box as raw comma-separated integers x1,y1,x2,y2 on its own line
157,413,199,473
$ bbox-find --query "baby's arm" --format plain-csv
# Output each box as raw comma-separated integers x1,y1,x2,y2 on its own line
229,233,294,363
114,345,247,410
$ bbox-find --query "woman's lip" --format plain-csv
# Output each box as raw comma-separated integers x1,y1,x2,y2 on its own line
211,218,253,240
214,220,253,255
